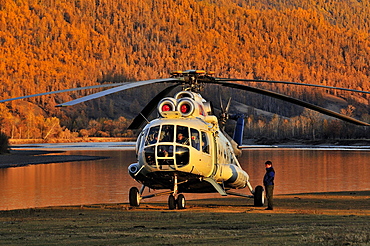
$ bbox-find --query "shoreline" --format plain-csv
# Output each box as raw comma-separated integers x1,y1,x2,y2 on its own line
0,149,108,168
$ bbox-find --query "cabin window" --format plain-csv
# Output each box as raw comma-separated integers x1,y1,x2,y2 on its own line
159,125,174,142
201,131,209,154
190,128,200,150
176,125,189,145
145,126,160,145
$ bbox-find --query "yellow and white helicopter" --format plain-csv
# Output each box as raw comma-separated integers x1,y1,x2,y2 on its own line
1,69,369,209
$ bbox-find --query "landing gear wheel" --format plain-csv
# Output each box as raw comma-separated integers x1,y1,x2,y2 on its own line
168,194,176,210
129,187,140,207
254,185,265,207
176,194,186,209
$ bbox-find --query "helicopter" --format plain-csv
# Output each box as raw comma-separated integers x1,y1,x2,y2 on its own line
1,69,369,210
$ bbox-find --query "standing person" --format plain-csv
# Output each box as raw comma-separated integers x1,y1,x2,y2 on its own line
263,160,275,210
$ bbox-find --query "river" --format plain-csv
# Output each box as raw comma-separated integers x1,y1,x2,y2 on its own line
0,144,369,210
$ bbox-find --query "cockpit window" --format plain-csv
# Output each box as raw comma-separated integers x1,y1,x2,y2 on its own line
201,131,210,154
145,126,160,145
190,128,200,150
176,146,189,167
176,125,189,145
159,125,174,142
157,145,174,157
144,146,155,166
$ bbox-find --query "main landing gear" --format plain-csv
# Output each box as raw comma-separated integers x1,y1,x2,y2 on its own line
253,185,265,207
129,174,186,210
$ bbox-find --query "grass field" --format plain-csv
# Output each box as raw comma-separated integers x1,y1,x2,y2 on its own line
0,192,369,245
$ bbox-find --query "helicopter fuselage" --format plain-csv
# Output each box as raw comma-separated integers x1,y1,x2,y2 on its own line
128,90,253,195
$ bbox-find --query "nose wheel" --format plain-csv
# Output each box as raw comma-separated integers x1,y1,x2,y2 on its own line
176,194,186,209
168,193,186,210
168,194,176,210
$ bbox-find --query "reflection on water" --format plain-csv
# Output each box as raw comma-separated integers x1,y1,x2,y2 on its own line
0,149,369,210
243,149,369,195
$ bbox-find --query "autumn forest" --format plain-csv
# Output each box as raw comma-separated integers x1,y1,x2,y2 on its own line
1,0,370,142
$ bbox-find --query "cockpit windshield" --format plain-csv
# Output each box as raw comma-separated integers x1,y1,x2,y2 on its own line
145,124,199,147
145,125,160,145
159,125,174,142
176,125,189,145
143,124,203,169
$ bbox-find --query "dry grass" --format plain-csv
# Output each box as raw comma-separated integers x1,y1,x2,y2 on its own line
0,192,369,245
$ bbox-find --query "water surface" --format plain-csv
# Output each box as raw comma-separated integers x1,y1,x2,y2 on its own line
0,147,369,210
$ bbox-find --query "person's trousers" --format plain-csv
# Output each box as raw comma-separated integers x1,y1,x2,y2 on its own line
265,185,274,209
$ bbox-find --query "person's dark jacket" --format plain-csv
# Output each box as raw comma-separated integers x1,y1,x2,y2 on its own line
263,167,275,186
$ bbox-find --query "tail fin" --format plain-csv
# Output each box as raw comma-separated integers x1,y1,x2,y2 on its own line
230,114,245,146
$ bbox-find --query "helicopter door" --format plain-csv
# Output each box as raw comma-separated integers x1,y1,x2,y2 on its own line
200,131,213,175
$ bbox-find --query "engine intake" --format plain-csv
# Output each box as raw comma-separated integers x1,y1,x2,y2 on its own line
177,98,195,117
158,98,177,117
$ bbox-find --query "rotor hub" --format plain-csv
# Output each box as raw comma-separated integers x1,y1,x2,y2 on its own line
170,70,215,92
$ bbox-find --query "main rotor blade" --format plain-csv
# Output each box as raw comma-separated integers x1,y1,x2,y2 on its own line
128,84,180,130
217,78,370,94
211,80,370,126
0,83,127,103
56,78,180,107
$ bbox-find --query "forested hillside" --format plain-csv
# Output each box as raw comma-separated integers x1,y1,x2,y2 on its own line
0,0,369,141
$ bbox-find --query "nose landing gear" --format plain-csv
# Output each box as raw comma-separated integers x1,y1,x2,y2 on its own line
168,174,186,210
128,174,187,210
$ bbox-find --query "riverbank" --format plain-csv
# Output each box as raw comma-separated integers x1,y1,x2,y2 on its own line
0,191,369,245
